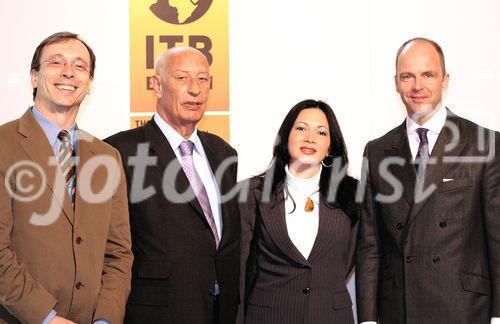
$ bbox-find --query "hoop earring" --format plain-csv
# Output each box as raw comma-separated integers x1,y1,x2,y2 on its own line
321,154,333,168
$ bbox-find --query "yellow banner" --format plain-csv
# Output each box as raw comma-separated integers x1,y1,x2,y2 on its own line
130,0,229,141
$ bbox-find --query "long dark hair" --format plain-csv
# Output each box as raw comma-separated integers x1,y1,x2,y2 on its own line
262,99,358,222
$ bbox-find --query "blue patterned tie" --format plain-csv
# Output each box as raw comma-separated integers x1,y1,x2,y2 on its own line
415,128,430,173
179,140,220,247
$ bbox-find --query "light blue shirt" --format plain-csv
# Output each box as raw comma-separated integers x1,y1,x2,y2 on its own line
31,106,77,198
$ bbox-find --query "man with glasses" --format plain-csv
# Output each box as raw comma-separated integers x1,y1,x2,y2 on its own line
0,32,133,324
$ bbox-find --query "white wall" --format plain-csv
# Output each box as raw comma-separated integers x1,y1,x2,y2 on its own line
1,1,500,322
2,1,499,179
230,0,500,180
0,0,130,139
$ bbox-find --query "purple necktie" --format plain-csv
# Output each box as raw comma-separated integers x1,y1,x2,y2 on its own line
179,140,220,247
415,128,430,173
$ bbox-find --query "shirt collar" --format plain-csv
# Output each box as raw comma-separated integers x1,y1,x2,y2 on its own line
406,103,447,136
153,114,201,154
31,106,77,147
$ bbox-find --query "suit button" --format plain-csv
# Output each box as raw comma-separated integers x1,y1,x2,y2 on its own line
433,256,441,264
406,256,413,263
439,221,447,228
75,282,84,289
302,287,310,294
396,223,403,230
208,283,220,297
76,237,83,244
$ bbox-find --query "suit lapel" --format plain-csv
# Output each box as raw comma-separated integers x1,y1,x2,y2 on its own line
198,132,223,182
407,111,466,225
385,122,416,207
18,108,74,224
256,182,309,265
307,200,337,262
143,120,206,220
73,130,96,226
198,132,234,249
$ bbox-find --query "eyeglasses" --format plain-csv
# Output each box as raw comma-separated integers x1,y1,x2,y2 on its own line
41,55,90,73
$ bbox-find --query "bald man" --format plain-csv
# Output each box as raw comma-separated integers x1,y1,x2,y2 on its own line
105,47,240,324
356,38,500,324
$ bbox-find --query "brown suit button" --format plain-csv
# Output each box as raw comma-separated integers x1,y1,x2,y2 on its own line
75,282,84,289
406,256,413,263
439,221,447,228
76,237,83,244
396,223,403,230
302,287,310,294
433,256,441,263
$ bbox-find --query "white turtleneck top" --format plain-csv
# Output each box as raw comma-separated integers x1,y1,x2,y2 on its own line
284,165,321,260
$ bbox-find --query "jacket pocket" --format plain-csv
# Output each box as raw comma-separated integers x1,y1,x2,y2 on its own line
128,261,173,305
437,177,472,193
333,291,352,310
460,272,490,296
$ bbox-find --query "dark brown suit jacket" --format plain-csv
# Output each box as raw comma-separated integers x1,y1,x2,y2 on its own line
0,108,133,324
105,119,240,324
239,176,357,324
356,109,500,324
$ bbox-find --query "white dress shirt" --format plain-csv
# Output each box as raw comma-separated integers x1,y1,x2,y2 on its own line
284,165,321,260
154,114,223,239
361,104,499,324
405,103,446,161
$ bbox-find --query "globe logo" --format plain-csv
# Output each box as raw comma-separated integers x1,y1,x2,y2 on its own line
150,0,213,25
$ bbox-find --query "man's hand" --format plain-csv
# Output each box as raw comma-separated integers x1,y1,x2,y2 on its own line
49,316,77,324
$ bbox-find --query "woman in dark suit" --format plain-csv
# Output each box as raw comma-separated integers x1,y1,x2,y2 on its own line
239,99,359,324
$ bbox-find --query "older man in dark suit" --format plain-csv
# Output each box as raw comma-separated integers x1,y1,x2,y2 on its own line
356,38,500,324
105,47,240,324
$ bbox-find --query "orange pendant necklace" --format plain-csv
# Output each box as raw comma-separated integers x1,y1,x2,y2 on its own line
304,197,314,212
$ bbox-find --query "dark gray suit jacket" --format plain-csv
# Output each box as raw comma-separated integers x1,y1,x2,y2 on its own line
105,119,240,324
356,109,500,324
240,176,357,324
